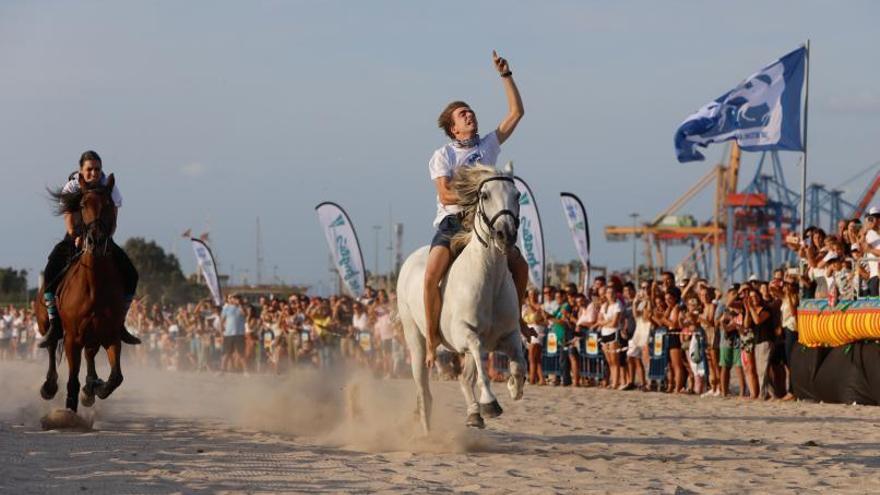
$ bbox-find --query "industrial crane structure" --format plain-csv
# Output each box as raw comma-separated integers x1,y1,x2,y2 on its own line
605,145,880,288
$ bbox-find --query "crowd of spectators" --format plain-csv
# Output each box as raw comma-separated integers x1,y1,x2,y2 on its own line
119,287,409,376
6,212,880,400
523,272,799,401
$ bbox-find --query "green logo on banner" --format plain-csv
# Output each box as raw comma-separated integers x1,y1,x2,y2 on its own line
330,214,346,228
519,194,530,206
575,221,585,230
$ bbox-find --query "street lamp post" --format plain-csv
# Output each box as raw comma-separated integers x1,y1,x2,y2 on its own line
630,213,639,284
372,225,382,281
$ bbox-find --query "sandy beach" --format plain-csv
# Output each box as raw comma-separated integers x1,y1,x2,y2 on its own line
1,359,879,494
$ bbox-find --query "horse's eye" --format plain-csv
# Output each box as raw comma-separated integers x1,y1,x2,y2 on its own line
480,191,488,200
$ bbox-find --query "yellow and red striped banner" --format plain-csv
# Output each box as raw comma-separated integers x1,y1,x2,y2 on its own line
798,299,880,347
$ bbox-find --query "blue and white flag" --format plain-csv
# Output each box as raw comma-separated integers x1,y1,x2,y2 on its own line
674,46,806,163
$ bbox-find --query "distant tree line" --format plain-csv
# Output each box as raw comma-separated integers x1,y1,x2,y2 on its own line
0,267,28,303
1,238,207,306
123,237,208,306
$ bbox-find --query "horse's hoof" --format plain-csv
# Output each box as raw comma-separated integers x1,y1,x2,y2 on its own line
96,376,121,400
466,413,485,429
80,391,95,408
479,400,503,419
40,382,58,400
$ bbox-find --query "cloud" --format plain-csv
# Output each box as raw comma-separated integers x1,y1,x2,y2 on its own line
824,91,880,114
179,162,207,177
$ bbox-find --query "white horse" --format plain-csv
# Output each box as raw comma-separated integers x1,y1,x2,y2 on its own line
396,163,526,433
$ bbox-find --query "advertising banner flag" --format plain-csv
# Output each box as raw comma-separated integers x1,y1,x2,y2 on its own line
560,192,591,274
190,238,223,306
315,202,367,297
513,176,545,292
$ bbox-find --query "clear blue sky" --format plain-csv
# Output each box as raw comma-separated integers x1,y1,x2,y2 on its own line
2,1,878,292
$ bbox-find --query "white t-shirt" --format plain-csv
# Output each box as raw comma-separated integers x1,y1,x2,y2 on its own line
428,131,501,227
600,301,622,337
866,230,880,278
542,299,560,317
352,313,369,332
0,314,11,340
61,172,123,208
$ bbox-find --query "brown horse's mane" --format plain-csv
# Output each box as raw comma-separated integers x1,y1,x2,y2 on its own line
47,182,110,216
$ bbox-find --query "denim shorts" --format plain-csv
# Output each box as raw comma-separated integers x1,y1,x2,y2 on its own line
430,215,463,249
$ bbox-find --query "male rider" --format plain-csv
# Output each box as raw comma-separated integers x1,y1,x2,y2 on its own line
41,150,141,348
424,51,528,367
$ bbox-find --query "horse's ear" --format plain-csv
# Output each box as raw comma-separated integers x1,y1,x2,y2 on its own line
77,173,86,190
502,161,514,177
106,173,115,191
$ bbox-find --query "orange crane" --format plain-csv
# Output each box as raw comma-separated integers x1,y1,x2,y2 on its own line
852,168,880,218
604,143,740,286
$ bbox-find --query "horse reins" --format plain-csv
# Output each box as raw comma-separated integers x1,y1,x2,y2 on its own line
473,176,520,248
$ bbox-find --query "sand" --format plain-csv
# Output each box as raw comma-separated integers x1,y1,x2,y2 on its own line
2,359,880,494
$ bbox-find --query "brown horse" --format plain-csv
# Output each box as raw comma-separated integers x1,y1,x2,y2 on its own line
35,174,127,412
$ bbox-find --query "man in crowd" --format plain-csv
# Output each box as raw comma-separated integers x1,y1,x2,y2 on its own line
220,294,247,372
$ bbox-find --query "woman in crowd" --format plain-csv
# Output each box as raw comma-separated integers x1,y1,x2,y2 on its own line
562,291,587,387
596,286,623,389
780,281,799,400
351,302,372,368
739,288,764,399
698,285,720,396
522,288,548,385
630,281,653,391
371,290,394,378
658,287,685,393
680,295,707,395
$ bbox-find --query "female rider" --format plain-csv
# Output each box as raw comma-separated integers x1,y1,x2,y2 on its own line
42,150,140,349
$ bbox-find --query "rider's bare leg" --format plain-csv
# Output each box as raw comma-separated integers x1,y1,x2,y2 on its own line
506,248,532,336
423,246,452,368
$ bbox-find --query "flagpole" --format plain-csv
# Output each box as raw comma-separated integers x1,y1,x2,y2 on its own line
800,40,811,238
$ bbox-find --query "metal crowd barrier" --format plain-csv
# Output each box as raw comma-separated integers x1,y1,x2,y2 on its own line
647,328,670,382
580,330,606,380
541,326,564,378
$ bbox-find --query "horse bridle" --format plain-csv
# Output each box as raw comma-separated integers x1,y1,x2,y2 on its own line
81,217,112,256
473,176,520,249
79,189,114,256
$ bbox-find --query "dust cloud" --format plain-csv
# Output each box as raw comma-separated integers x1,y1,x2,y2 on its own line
0,359,492,453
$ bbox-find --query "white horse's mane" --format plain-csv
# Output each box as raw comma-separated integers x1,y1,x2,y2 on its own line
450,164,503,254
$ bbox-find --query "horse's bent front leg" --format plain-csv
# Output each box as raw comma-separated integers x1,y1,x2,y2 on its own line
64,341,82,412
465,333,502,420
96,341,123,400
80,346,101,407
497,331,526,400
40,343,59,400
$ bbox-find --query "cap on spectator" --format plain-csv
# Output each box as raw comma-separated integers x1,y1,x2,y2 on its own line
748,274,759,282
866,206,880,217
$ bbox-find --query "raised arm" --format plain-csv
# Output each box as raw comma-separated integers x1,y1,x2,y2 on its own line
492,51,524,145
